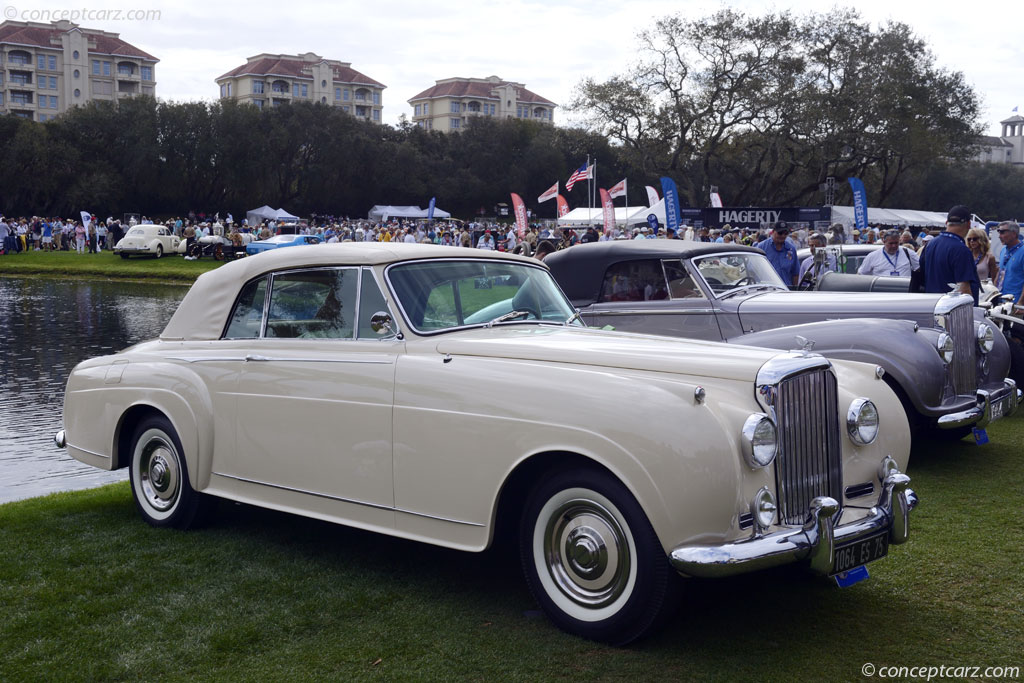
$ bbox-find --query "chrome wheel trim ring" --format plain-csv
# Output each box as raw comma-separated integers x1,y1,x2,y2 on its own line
533,488,638,622
135,431,181,514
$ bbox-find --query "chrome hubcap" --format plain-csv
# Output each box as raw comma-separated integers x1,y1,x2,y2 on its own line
139,438,179,511
544,499,630,608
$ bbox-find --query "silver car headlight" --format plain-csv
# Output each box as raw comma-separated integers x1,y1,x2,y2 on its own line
751,486,777,530
977,323,994,354
742,414,777,468
847,398,879,445
936,332,954,364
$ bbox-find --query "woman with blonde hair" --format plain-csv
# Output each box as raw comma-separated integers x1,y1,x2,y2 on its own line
967,227,998,282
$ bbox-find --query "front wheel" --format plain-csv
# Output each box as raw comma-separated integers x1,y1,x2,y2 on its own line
154,244,163,258
520,468,678,645
120,253,129,259
128,415,214,529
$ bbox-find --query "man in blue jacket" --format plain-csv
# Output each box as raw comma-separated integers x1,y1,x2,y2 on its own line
921,205,979,304
756,221,799,287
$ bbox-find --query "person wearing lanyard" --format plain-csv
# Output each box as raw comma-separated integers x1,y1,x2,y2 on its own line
921,205,979,304
996,221,1024,313
857,229,919,276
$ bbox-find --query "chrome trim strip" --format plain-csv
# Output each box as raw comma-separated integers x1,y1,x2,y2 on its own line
591,308,717,316
166,356,393,365
66,441,110,459
212,472,485,527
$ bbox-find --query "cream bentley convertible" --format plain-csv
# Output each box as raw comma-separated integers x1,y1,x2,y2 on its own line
57,244,918,644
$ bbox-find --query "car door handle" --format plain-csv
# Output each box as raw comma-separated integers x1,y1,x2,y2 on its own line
245,354,271,362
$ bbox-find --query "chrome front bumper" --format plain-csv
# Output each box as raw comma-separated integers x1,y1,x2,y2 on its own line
936,378,1019,429
671,471,918,578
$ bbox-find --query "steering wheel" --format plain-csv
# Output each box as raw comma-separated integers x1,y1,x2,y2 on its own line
733,276,752,287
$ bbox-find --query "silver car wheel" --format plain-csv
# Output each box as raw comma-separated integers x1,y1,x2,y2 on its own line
532,486,637,623
131,428,182,519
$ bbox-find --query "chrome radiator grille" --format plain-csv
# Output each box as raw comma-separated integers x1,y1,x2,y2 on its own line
773,368,843,525
947,303,976,395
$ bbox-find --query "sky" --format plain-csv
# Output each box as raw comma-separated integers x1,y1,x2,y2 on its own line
10,0,1022,135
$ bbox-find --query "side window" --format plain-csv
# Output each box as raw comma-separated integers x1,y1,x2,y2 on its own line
663,260,705,299
266,268,357,339
358,270,396,339
224,277,269,339
598,260,669,302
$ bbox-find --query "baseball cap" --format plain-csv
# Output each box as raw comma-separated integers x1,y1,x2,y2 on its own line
773,221,789,232
946,205,971,224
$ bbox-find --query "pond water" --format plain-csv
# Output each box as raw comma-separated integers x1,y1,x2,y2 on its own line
0,277,188,504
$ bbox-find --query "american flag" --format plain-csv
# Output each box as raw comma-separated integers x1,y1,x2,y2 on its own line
565,163,591,192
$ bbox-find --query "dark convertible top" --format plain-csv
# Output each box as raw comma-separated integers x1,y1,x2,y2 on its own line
545,240,763,307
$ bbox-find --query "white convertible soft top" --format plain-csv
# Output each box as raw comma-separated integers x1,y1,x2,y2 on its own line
160,243,538,341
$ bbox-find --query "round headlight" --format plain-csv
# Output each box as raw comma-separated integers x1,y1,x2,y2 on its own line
977,323,994,354
751,486,777,530
936,332,954,364
742,414,777,468
847,398,879,445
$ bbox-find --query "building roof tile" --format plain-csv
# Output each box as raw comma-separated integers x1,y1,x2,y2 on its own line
0,21,157,61
216,56,385,88
409,78,555,106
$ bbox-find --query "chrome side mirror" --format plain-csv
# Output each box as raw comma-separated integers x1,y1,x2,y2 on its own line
370,311,394,335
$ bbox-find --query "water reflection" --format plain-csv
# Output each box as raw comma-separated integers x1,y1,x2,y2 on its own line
0,277,187,503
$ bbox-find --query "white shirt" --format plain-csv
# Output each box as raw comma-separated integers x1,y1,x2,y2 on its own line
477,236,495,250
857,247,919,277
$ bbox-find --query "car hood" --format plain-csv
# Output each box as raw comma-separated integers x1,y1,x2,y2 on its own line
433,326,778,382
734,291,945,331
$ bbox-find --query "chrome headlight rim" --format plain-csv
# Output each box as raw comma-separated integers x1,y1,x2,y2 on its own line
847,398,879,446
936,332,954,364
977,323,994,354
741,413,778,469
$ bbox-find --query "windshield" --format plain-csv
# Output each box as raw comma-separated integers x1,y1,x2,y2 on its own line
263,235,296,243
691,253,787,295
387,260,581,333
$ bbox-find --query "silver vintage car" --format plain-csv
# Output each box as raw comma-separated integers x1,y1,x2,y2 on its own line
546,241,1019,439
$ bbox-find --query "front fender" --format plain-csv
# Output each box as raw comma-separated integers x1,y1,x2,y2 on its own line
730,318,949,417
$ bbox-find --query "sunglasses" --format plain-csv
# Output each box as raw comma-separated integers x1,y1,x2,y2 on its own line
967,237,979,241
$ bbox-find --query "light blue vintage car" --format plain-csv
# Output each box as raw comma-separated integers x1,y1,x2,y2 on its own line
246,234,321,256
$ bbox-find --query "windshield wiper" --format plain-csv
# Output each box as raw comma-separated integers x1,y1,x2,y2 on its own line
484,310,531,328
564,311,582,326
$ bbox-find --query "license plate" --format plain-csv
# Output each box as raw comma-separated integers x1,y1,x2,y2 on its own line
990,397,1005,421
831,533,889,575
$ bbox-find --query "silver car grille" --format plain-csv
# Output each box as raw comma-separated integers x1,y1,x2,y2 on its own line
947,303,976,395
773,368,843,525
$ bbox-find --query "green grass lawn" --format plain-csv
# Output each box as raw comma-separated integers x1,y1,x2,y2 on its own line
0,248,222,282
1,419,1022,681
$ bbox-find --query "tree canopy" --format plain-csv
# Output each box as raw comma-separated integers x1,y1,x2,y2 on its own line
571,8,984,208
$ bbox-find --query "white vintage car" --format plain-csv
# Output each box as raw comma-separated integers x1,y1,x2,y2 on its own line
113,225,187,258
56,244,918,644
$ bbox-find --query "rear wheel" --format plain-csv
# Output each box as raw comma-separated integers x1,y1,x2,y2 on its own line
520,468,678,645
128,415,214,529
120,253,129,259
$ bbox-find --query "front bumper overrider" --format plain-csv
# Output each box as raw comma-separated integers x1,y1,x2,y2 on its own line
936,378,1019,429
670,471,918,578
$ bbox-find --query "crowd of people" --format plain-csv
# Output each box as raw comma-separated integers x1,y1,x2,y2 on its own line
3,208,1020,311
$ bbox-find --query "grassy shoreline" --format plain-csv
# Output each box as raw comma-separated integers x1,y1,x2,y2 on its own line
2,416,1022,679
0,249,222,283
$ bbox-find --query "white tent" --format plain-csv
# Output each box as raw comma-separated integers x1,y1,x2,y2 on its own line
273,208,300,222
558,205,661,227
367,205,451,221
246,205,277,225
830,206,948,228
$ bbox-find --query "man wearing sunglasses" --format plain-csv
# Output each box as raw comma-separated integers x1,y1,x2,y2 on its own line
997,221,1024,313
755,221,800,287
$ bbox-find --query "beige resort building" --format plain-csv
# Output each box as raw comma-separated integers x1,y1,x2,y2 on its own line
216,53,385,121
408,76,555,132
0,19,156,122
